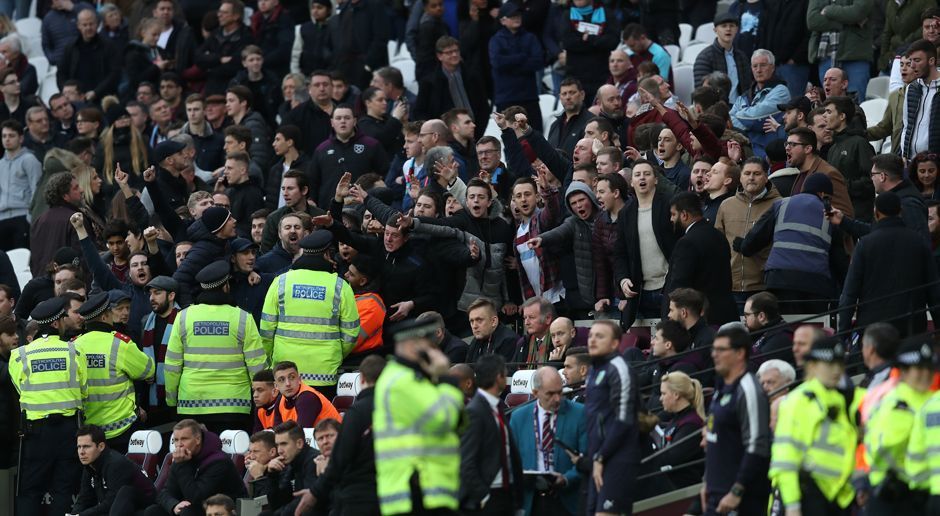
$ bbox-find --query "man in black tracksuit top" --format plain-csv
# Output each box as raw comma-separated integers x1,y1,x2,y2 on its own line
265,420,320,516
73,425,156,515
585,320,640,515
308,105,388,208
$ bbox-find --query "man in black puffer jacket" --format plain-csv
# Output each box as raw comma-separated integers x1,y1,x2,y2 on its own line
73,424,156,515
173,207,236,307
263,420,320,516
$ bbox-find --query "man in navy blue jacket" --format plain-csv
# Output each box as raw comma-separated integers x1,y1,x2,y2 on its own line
489,2,544,132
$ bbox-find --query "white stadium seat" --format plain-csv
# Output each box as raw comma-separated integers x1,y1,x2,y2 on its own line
510,369,537,394
7,248,30,289
396,59,418,95
336,371,362,397
694,23,714,45
219,429,250,455
860,98,888,127
664,44,680,68
866,76,890,100
679,23,693,50
673,64,695,105
681,43,708,65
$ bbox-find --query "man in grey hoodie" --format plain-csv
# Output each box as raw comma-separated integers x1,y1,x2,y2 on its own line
0,119,41,250
527,182,603,318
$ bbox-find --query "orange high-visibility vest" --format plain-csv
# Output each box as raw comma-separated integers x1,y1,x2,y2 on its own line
256,404,277,429
277,382,342,426
352,292,386,354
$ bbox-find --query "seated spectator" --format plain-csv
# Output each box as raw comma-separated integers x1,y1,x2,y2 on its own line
548,316,576,361
0,34,37,97
313,418,340,475
417,310,467,364
245,430,279,496
273,361,342,427
146,419,246,516
57,9,120,103
665,288,715,376
562,347,589,402
73,424,155,514
729,49,789,158
196,0,255,95
202,494,236,516
648,371,705,490
251,369,279,432
466,297,520,363
693,13,751,102
642,319,697,415
264,420,320,515
743,291,794,367
756,358,795,431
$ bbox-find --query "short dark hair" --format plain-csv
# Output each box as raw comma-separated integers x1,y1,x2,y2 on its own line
669,288,705,315
862,322,900,360
249,430,276,448
822,96,855,123
315,417,341,435
0,314,16,336
283,169,310,192
714,324,751,357
0,119,23,135
655,319,691,353
691,86,721,111
559,77,583,91
435,35,460,53
670,191,703,217
359,355,387,384
252,368,274,383
223,125,252,147
375,66,404,89
906,39,937,59
273,419,305,442
276,124,302,152
467,297,497,315
414,187,443,215
202,494,235,513
872,153,905,180
742,156,767,173
251,208,270,220
621,23,647,40
598,173,629,200
76,424,107,444
587,117,615,140
67,136,95,156
273,361,299,374
788,127,817,153
746,291,780,321
103,219,130,241
466,177,492,200
474,354,506,390
225,151,250,169
442,108,470,129
226,85,253,108
567,348,590,367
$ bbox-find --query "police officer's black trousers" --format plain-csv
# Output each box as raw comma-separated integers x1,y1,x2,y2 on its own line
15,415,82,516
799,476,852,516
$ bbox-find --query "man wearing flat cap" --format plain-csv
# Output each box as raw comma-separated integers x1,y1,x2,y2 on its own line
692,12,751,101
373,318,464,515
151,138,201,210
838,190,940,338
166,260,267,434
229,237,273,324
771,336,857,514
138,275,181,427
72,292,154,453
8,297,88,515
738,172,849,314
173,205,238,307
261,230,359,400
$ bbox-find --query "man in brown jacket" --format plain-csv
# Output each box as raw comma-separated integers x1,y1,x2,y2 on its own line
715,157,781,309
785,127,854,219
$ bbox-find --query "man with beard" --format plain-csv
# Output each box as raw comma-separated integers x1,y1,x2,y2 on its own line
72,213,167,342
608,49,638,107
343,254,386,360
150,139,198,214
173,206,239,306
547,77,591,157
261,170,324,253
591,85,627,145
257,212,309,274
140,276,180,428
230,237,274,325
510,170,564,307
900,39,940,161
785,127,854,218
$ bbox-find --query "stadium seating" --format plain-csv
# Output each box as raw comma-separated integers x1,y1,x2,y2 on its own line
866,76,890,100
332,371,361,415
506,369,536,407
220,429,250,476
693,23,714,46
673,64,694,104
126,429,164,479
680,43,708,65
7,248,31,288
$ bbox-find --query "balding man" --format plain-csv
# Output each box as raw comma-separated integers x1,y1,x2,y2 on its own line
509,367,586,516
450,363,476,403
57,9,120,102
549,317,577,360
607,50,638,107
418,119,450,153
592,84,627,144
791,324,823,369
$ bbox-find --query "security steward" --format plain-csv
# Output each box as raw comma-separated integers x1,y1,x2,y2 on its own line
261,230,360,399
273,360,342,428
165,260,268,434
374,319,464,516
908,353,940,515
72,292,155,453
864,339,934,514
770,337,856,515
8,297,88,516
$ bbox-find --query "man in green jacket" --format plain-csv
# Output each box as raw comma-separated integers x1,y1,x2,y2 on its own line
822,95,876,221
807,0,873,101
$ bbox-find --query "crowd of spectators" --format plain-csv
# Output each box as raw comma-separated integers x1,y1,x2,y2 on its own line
1,0,940,514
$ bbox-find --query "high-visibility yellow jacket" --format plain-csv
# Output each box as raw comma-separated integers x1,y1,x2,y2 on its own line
374,359,464,515
260,270,359,386
907,390,940,494
73,326,154,438
165,303,267,415
8,334,87,420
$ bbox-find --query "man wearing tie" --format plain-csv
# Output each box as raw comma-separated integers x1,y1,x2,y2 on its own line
509,367,587,516
459,354,523,515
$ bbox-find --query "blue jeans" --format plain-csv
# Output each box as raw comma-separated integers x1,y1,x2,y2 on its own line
776,63,810,100
819,57,870,103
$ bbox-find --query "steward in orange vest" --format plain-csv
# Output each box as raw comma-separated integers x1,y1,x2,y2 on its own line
344,254,386,357
273,361,342,427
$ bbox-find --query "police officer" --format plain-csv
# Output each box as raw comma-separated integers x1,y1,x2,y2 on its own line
261,230,360,399
8,297,87,516
165,260,268,434
374,319,464,515
770,337,856,515
864,339,934,514
907,352,940,515
72,292,155,453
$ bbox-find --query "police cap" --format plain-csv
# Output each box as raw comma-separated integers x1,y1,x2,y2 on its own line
300,230,333,256
895,339,934,368
806,336,846,364
78,292,110,320
196,261,231,290
30,297,67,325
392,318,438,343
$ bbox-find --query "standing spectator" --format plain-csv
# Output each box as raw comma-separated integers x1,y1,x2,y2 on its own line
664,192,738,325
151,0,196,75
182,94,226,174
807,0,872,101
714,157,779,302
901,39,940,160
459,354,523,513
414,36,490,137
28,172,84,277
757,0,810,100
703,324,771,515
57,9,121,103
459,0,499,98
822,95,875,220
585,320,639,516
786,127,854,217
838,191,940,337
371,66,417,116
510,174,564,307
466,297,521,363
23,106,62,164
621,23,670,84
329,0,388,89
414,0,451,82
358,87,406,158
225,85,273,171
547,77,591,157
0,119,40,251
443,108,479,179
172,206,237,306
868,56,914,155
562,0,620,101
265,125,308,211
229,46,283,128
608,49,638,108
656,127,691,191
509,366,586,516
489,2,544,132
196,0,255,95
260,172,323,253
879,0,934,72
145,419,247,516
123,18,169,100
291,0,332,77
250,0,293,78
140,276,180,427
220,152,265,239
693,13,752,102
42,0,92,67
743,291,794,366
285,70,335,157
729,49,789,157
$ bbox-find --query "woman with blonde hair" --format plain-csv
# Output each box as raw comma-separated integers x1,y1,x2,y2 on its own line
94,104,149,211
649,371,706,490
72,164,106,243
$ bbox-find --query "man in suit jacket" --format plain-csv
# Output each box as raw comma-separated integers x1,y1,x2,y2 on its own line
509,367,586,516
663,192,738,325
460,354,523,514
414,36,489,139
